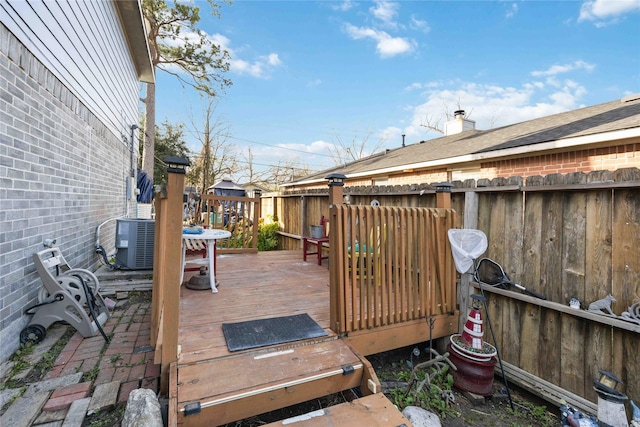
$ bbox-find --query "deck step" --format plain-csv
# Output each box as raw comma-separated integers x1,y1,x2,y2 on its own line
263,393,411,427
176,340,372,427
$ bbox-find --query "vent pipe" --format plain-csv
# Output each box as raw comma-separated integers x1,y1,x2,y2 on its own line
402,134,406,147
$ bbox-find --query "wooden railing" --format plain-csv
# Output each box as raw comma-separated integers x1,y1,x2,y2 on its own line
330,204,457,335
199,194,260,254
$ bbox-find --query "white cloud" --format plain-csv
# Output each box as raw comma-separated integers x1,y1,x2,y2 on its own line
409,15,431,33
231,57,277,78
404,82,425,92
231,54,281,78
307,79,323,88
531,60,595,77
401,74,589,140
207,34,282,78
305,140,336,154
209,33,231,50
370,1,399,26
578,0,640,25
378,126,403,144
344,23,415,58
403,81,441,92
330,0,356,12
265,53,281,66
505,3,518,19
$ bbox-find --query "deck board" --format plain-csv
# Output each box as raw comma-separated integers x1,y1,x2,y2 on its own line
178,339,360,405
178,251,332,365
262,393,411,427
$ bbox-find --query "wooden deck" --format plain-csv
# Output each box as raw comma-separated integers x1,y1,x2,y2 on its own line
172,250,395,426
178,250,333,365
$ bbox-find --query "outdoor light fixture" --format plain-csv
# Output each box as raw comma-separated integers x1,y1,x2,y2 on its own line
596,370,623,392
471,293,485,310
435,182,454,193
254,189,262,197
325,173,347,186
164,156,190,174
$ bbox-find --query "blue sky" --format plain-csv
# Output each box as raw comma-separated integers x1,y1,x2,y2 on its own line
152,0,640,181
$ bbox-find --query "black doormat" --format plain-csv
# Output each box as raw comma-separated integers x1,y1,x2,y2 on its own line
222,313,327,352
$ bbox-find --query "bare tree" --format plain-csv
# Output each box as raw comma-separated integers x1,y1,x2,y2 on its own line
266,159,311,187
186,99,238,192
420,99,474,134
329,131,385,165
236,147,269,185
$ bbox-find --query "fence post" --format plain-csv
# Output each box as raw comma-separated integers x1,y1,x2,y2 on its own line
326,174,346,334
435,182,453,208
159,157,190,395
459,190,479,331
254,189,262,220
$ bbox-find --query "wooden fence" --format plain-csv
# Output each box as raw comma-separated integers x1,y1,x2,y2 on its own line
270,168,640,409
330,205,457,334
458,170,640,408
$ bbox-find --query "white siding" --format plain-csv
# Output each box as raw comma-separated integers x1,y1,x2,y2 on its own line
0,0,140,138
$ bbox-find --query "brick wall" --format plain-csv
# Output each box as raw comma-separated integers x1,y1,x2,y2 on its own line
286,143,639,193
479,143,639,180
0,25,133,362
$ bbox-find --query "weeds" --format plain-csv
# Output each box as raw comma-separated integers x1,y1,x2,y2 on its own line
110,354,124,364
7,343,35,377
82,365,101,383
389,364,459,419
83,402,127,427
502,400,556,427
0,386,27,413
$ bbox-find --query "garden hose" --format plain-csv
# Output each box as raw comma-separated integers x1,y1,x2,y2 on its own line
75,275,110,343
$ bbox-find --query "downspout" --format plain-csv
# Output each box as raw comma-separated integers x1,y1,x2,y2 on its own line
128,124,139,217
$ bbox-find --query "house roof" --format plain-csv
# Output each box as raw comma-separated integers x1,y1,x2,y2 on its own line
208,179,245,192
285,95,640,186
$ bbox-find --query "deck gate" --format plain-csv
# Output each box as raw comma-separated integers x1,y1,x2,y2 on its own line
331,205,457,335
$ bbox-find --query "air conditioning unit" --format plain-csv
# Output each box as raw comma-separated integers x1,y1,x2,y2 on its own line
115,219,155,270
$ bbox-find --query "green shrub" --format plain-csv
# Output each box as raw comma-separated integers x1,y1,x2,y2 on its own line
258,216,279,251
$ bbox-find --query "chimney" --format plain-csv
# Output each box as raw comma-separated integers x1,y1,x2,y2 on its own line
444,109,475,136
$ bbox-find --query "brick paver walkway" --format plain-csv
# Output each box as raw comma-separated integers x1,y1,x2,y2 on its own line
0,298,160,426
46,300,159,405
